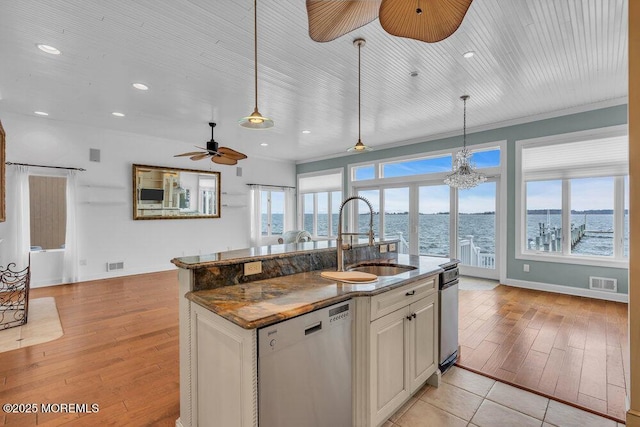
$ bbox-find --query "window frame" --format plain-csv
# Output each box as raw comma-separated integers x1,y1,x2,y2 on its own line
515,125,629,268
297,168,343,238
260,188,285,237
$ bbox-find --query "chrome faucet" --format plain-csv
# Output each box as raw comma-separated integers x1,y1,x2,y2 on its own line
336,196,375,271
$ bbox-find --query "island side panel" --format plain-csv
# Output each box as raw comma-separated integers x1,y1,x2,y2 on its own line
177,268,194,427
191,303,257,427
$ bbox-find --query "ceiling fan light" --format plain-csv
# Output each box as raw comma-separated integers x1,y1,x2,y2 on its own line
239,109,274,129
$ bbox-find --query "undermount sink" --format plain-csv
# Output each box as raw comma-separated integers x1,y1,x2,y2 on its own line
348,263,417,276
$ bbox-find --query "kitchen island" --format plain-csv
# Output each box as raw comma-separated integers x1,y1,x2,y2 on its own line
172,241,456,427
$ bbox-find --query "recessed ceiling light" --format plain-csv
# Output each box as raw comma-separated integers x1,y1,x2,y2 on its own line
302,130,311,134
36,44,61,55
260,143,268,146
132,83,149,91
34,111,49,116
111,112,125,117
463,51,475,59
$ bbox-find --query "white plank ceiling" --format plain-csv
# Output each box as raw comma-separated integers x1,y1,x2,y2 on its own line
0,0,628,163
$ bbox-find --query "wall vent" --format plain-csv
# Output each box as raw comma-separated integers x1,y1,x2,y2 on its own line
106,261,124,272
589,276,617,292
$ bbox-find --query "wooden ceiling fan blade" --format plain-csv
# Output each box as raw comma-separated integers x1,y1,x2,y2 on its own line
175,151,205,157
379,0,473,43
212,155,237,165
218,146,247,160
190,153,210,160
306,0,381,42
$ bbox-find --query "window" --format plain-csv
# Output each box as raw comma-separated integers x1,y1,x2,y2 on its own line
298,169,343,237
517,126,628,266
250,185,296,246
29,176,66,250
261,189,284,236
382,154,452,178
352,164,375,181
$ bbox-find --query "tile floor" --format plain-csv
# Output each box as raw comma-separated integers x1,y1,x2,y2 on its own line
385,366,625,427
0,297,62,352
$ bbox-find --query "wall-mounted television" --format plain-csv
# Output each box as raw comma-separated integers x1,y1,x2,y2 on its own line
140,188,164,202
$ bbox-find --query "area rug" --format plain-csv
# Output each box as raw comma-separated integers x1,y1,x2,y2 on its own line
458,276,499,291
0,297,63,353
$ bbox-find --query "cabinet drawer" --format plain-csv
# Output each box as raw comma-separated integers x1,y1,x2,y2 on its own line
370,276,436,321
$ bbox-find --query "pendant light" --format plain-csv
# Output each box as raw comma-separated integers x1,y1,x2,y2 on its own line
239,0,273,129
347,38,372,152
444,95,486,189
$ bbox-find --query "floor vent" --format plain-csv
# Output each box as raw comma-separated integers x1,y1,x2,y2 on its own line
589,276,617,292
106,261,124,272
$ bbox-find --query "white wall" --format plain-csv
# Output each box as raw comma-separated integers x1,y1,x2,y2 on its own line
0,112,296,285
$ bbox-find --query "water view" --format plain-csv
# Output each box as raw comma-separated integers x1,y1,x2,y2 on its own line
265,211,628,266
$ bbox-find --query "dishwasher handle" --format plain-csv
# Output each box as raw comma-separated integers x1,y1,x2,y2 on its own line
305,321,322,335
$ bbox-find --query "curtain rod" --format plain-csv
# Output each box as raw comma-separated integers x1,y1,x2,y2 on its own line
6,162,86,172
246,183,295,189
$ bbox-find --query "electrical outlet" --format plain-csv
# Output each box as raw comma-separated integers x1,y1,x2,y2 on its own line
389,243,397,252
380,244,388,253
523,264,530,272
244,261,262,276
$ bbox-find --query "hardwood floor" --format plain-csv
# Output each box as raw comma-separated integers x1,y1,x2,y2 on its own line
0,272,628,425
457,284,629,423
0,271,180,426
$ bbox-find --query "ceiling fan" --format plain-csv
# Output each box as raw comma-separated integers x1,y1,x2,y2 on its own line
174,122,247,165
306,0,474,43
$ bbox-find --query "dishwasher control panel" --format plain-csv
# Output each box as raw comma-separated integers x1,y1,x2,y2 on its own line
258,300,351,355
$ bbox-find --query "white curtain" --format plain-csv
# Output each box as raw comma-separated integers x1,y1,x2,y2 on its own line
14,165,30,269
62,170,79,283
249,185,262,247
283,187,296,231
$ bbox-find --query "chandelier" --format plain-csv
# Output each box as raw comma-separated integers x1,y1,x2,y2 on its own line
444,95,486,189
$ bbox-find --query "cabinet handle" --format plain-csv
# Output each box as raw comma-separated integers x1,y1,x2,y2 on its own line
412,313,417,319
406,315,413,321
405,290,416,296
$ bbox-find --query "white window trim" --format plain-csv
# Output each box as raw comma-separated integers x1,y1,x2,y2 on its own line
297,168,344,238
347,140,507,282
515,125,629,268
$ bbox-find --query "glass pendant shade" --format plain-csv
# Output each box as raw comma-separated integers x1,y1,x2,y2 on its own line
444,95,486,189
239,108,273,129
347,139,372,152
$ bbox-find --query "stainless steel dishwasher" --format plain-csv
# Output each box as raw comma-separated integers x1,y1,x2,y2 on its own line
258,300,352,427
439,263,460,373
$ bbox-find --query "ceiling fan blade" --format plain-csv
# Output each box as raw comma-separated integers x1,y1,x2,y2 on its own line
175,151,206,157
211,155,237,165
306,0,380,42
190,153,210,160
218,146,247,160
379,0,473,43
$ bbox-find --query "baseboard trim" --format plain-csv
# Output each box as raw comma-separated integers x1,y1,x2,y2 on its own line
30,266,178,288
504,278,628,303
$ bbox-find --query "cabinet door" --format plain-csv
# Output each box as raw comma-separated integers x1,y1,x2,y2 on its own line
370,307,410,426
408,293,438,393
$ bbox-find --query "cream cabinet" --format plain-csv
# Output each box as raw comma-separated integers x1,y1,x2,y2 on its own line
354,276,439,427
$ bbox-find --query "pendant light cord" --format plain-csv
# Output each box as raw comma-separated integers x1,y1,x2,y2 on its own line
358,42,361,141
463,96,466,149
254,0,258,110
461,94,469,149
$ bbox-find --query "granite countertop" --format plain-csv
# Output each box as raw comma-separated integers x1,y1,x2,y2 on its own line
172,240,340,269
186,254,455,329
